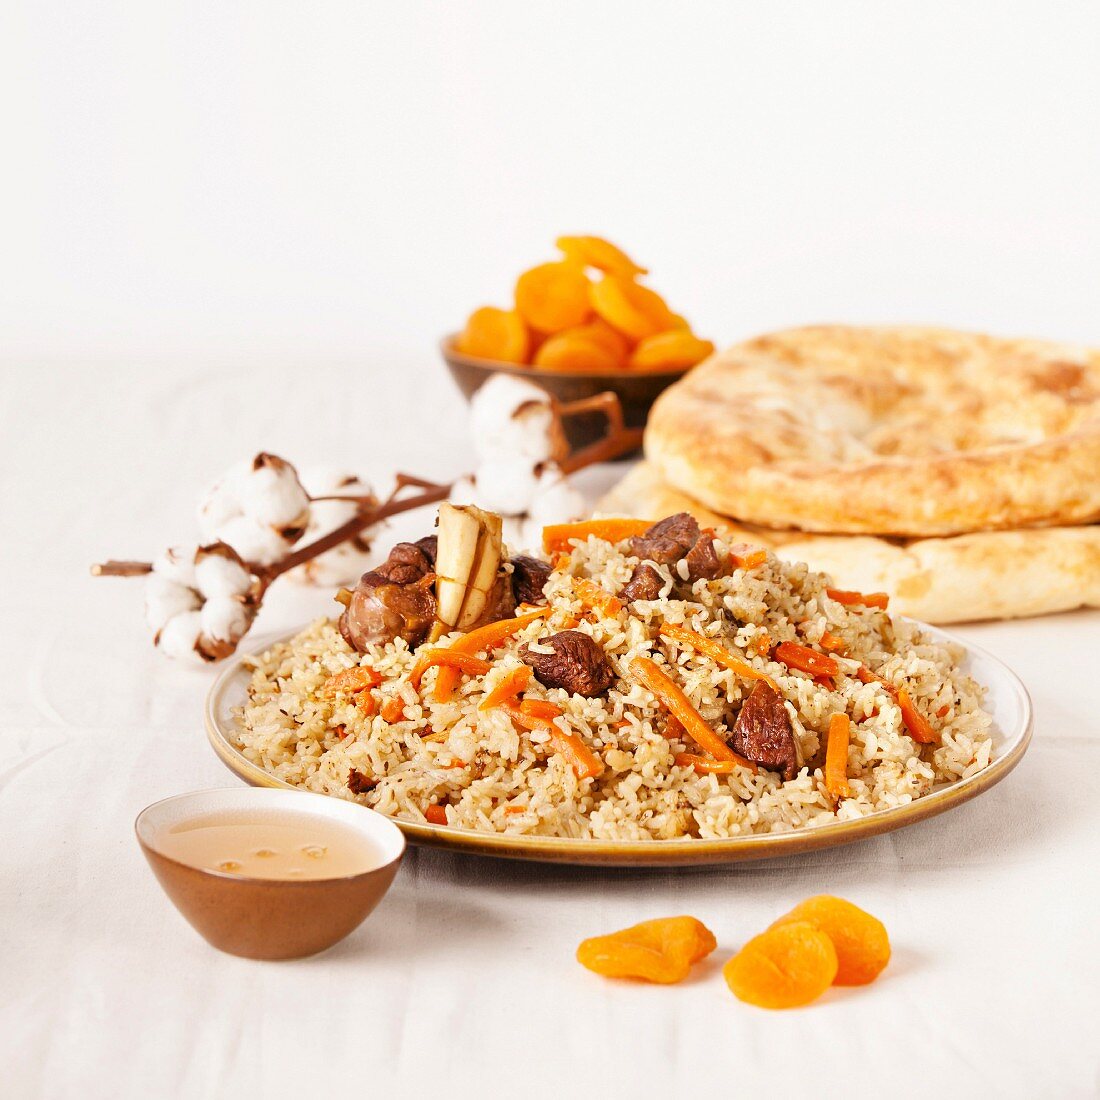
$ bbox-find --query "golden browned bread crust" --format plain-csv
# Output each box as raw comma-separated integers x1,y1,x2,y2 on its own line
600,463,1100,623
646,325,1100,536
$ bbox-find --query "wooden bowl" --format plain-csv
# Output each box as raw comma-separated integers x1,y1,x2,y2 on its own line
441,335,691,454
136,788,405,960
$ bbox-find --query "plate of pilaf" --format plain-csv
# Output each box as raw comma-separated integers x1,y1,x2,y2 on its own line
208,510,1032,865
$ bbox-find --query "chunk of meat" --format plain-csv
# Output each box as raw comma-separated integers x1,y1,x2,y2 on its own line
520,630,614,697
621,562,663,602
510,555,552,605
684,533,721,581
628,512,701,565
731,681,800,780
339,537,438,653
347,768,378,795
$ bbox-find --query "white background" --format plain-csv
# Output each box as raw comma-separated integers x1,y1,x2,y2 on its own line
3,4,1100,1099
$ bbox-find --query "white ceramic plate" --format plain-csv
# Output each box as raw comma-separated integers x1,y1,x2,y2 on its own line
205,623,1032,866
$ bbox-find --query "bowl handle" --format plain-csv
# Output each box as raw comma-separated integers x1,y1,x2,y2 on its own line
557,392,645,472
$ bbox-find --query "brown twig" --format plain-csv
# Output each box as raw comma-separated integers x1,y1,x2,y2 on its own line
90,560,154,577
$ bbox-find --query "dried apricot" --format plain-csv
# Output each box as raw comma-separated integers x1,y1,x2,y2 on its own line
556,235,647,278
562,317,631,360
514,262,592,334
629,330,715,370
723,922,838,1008
771,896,890,985
456,306,530,364
534,332,621,372
589,275,675,341
577,915,717,984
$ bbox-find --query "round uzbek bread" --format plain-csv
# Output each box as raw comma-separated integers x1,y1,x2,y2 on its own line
645,325,1100,536
599,462,1100,624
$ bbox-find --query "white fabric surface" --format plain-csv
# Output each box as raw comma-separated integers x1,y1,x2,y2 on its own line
3,364,1099,1100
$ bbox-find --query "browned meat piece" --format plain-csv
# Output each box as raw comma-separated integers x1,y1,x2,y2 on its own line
731,681,800,781
520,630,614,697
339,536,438,652
621,562,664,602
347,768,378,795
413,534,438,566
684,532,721,581
510,555,552,605
628,512,701,565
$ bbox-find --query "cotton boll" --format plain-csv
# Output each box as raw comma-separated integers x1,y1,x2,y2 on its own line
241,454,310,529
200,597,250,644
194,545,253,599
144,574,200,632
156,610,205,664
527,467,586,525
471,458,543,516
501,514,531,553
213,516,293,566
469,375,562,466
291,467,376,587
151,546,198,588
447,475,480,508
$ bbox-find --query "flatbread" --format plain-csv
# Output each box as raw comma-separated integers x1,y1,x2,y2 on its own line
646,325,1100,536
599,462,1100,623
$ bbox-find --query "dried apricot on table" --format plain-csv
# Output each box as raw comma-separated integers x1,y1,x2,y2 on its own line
630,330,716,370
770,896,890,985
556,235,647,278
535,332,621,372
514,262,592,334
723,921,838,1008
577,916,717,984
456,306,530,364
589,275,676,340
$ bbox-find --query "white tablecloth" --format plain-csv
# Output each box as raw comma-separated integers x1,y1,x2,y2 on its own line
4,363,1099,1100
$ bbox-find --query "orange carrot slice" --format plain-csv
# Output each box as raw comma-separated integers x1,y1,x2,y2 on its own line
572,576,622,619
674,752,758,776
478,665,533,711
501,702,603,779
542,518,651,554
631,657,741,765
824,713,851,799
660,624,781,693
898,689,938,744
430,609,551,702
424,805,448,826
826,587,889,610
409,650,491,690
320,665,381,697
773,641,839,679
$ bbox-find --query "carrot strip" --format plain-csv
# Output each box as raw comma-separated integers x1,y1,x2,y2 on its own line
826,587,889,610
542,518,651,554
501,702,603,779
355,692,378,717
855,665,898,699
320,665,381,697
379,696,406,723
773,641,839,678
824,713,851,798
660,624,781,692
410,649,492,689
429,608,551,702
898,689,938,744
518,698,562,721
478,665,533,711
819,631,846,653
674,751,758,776
727,543,768,570
424,805,448,825
630,657,740,764
936,704,950,719
572,576,623,619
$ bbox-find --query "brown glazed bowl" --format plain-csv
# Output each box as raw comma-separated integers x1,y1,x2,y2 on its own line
136,788,405,960
441,334,691,453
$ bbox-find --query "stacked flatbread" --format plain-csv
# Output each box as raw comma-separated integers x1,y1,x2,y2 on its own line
600,325,1100,622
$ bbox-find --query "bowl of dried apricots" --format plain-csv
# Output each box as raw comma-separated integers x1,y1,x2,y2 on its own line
444,235,715,451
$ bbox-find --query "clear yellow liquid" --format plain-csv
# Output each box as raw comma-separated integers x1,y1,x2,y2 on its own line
158,810,383,880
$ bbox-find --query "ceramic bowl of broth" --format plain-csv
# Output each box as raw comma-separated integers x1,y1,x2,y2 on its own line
136,787,405,960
